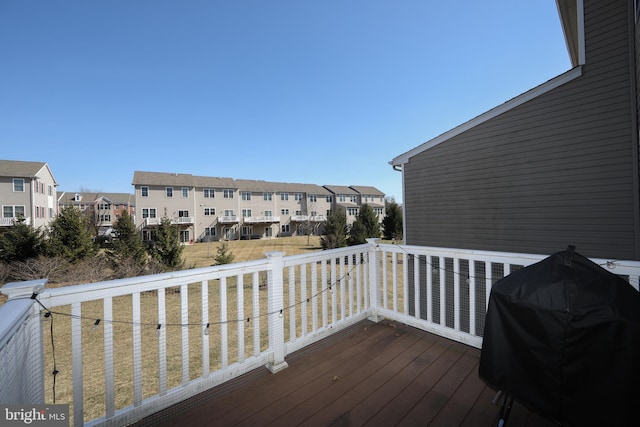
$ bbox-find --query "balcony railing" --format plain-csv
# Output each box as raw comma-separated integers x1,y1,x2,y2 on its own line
141,217,194,227
2,242,639,426
242,216,281,224
217,215,238,224
0,216,31,226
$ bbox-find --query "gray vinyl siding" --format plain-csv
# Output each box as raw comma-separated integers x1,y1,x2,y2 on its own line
403,0,638,260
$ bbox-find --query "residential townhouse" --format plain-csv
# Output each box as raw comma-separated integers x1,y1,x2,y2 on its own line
0,159,58,230
323,185,386,226
57,191,135,237
133,171,383,243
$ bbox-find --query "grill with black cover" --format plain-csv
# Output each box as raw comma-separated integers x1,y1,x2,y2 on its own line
479,246,640,426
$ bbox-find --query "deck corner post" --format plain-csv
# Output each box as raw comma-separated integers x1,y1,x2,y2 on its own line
365,239,383,323
264,251,289,373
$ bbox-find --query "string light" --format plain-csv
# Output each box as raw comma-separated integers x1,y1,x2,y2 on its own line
27,254,367,331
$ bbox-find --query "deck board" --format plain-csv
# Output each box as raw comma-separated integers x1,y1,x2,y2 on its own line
135,320,557,427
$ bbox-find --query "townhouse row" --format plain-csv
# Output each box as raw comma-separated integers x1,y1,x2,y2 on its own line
0,160,385,243
132,171,385,243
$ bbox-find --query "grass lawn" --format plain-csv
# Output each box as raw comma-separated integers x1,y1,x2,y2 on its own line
183,235,324,268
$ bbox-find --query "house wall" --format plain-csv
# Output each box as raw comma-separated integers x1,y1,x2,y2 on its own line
402,0,639,259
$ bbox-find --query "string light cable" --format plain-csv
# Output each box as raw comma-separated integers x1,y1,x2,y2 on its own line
25,255,366,333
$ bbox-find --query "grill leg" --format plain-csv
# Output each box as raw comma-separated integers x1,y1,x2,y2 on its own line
496,392,514,427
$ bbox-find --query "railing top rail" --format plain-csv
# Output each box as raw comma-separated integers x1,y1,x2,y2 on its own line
283,243,372,267
376,243,640,276
378,243,547,264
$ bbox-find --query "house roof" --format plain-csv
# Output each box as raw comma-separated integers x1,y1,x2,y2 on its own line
234,180,332,195
0,159,58,185
349,186,385,196
57,191,135,205
132,171,197,187
323,185,358,195
389,1,581,167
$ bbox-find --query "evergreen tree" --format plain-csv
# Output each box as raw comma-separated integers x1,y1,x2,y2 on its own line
107,210,147,267
382,198,403,240
320,210,348,249
348,204,380,246
0,217,45,262
213,241,235,265
150,217,185,271
46,206,97,262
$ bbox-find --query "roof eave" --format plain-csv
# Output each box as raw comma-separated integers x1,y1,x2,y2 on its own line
389,66,582,166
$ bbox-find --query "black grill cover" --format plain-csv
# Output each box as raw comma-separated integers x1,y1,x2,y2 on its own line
479,247,640,426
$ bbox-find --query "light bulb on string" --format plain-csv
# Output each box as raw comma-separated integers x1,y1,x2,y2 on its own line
203,323,210,336
156,324,162,337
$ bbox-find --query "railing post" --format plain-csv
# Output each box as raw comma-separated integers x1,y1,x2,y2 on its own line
265,251,289,373
0,279,48,405
366,239,383,322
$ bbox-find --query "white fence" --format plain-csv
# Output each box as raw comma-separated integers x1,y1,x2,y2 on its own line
1,241,639,426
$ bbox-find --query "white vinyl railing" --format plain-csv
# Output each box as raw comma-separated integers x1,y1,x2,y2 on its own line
2,241,640,426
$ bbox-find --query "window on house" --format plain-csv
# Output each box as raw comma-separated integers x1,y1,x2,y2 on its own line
309,195,317,202
224,189,234,199
242,209,252,217
142,208,157,218
295,210,303,216
203,188,215,198
281,208,289,215
40,182,44,193
182,187,189,198
204,208,215,216
311,210,317,217
374,208,384,216
326,195,332,202
100,214,111,222
48,185,53,196
347,208,358,216
13,179,24,192
98,203,110,210
48,208,54,218
350,195,357,203
166,187,173,198
281,193,289,201
180,230,190,243
294,193,303,201
178,210,189,218
205,227,216,237
263,192,272,201
339,195,346,202
241,192,251,201
281,224,290,233
224,210,235,217
264,210,273,217
242,226,253,236
141,186,149,197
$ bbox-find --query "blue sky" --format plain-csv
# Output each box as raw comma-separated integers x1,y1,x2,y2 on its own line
0,1,571,202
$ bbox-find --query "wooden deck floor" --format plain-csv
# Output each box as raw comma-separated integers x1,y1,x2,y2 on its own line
134,320,557,427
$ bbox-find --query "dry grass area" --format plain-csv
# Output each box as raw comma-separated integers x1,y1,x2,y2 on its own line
183,235,324,268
